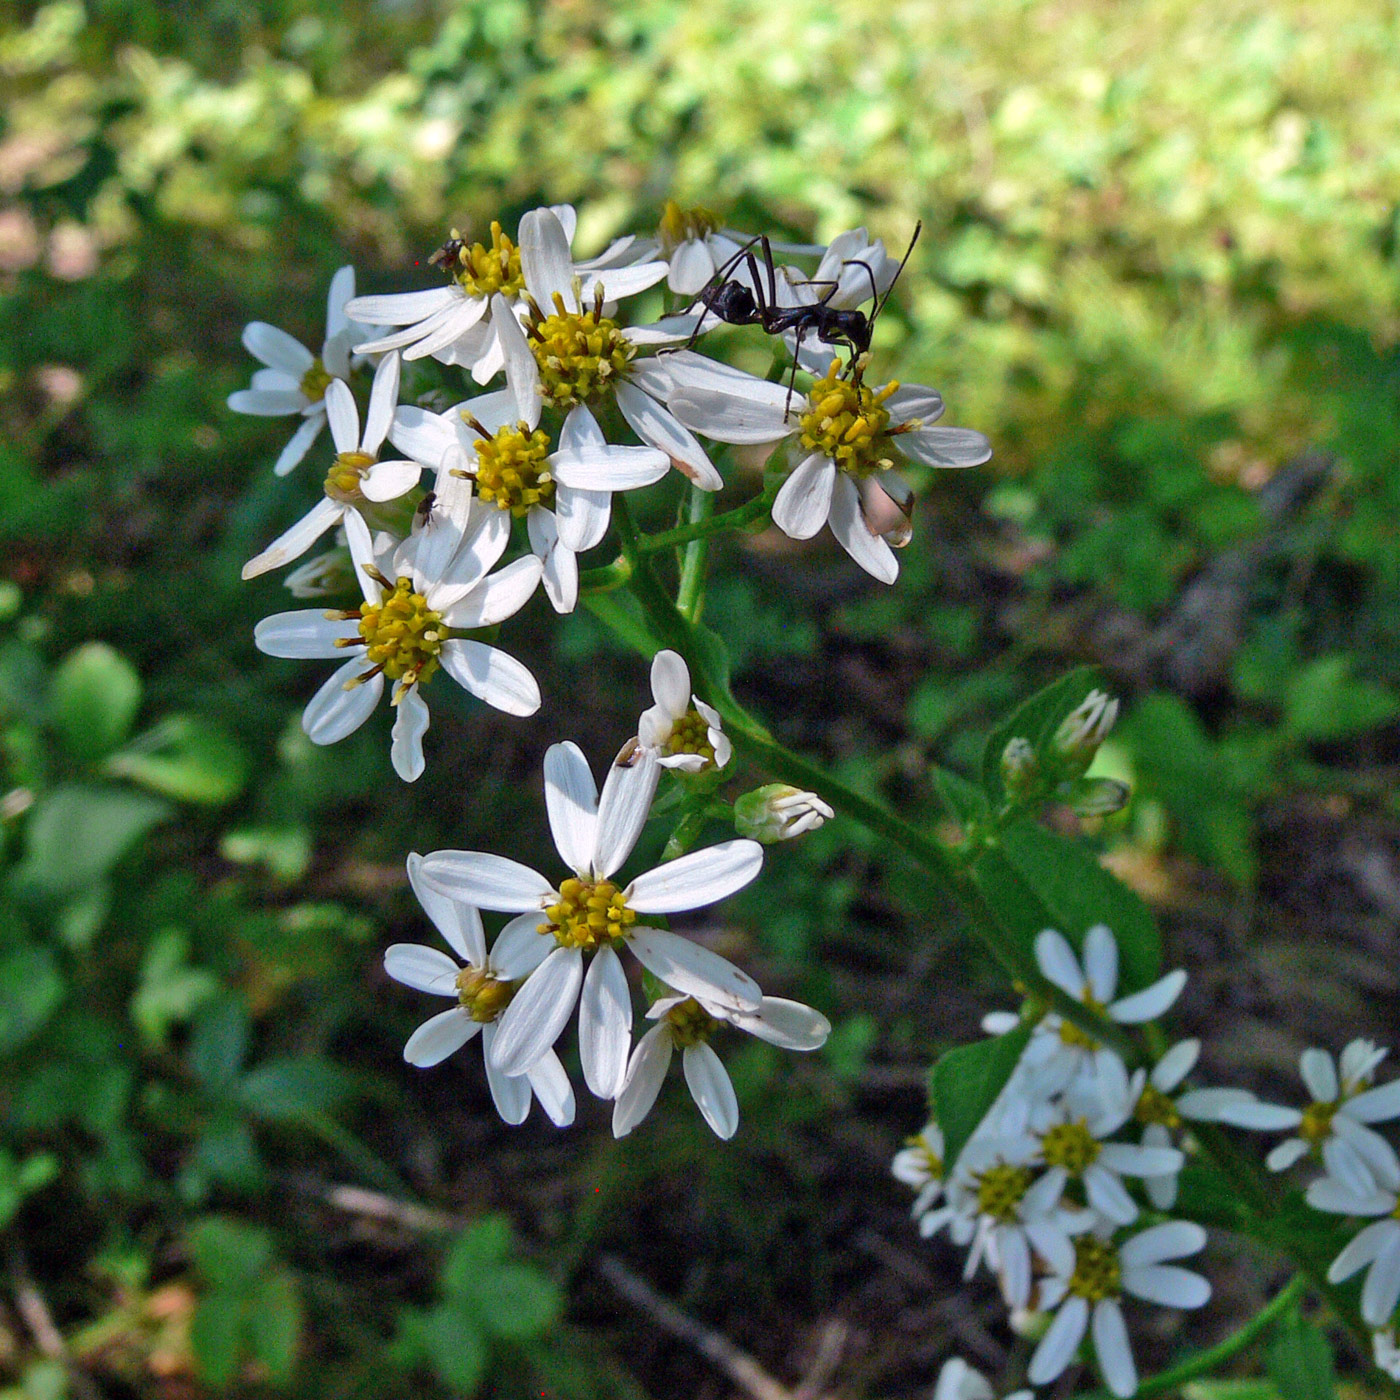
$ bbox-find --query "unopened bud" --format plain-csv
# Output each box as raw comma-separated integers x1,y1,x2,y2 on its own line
1062,776,1130,818
285,546,355,598
1051,689,1119,779
1000,736,1040,797
734,784,834,843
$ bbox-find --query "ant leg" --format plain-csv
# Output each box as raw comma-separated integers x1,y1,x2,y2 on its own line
840,257,881,309
785,323,808,421
759,235,782,315
677,234,763,350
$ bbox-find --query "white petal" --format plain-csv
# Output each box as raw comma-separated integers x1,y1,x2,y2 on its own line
627,840,763,913
362,351,401,455
438,639,541,716
553,434,670,495
1024,1218,1075,1276
389,405,460,469
544,741,600,875
547,204,578,246
347,287,457,326
592,260,670,301
1123,1264,1211,1309
440,555,542,629
1266,1139,1311,1172
1119,1221,1207,1268
627,927,761,1012
553,483,612,553
828,472,897,583
683,1041,739,1139
254,609,359,658
302,657,382,744
324,378,361,455
1029,1296,1088,1386
725,997,830,1050
383,943,461,995
886,383,945,425
663,350,795,403
353,300,467,356
402,297,489,363
997,1225,1031,1307
483,1033,533,1125
1083,924,1119,1002
612,1024,673,1137
359,458,423,503
417,851,553,911
491,293,540,413
579,946,632,1099
524,1046,576,1127
406,851,486,965
1362,1235,1400,1325
325,265,355,340
520,207,576,308
1299,1047,1339,1103
1110,969,1187,1023
242,497,344,578
488,946,583,1076
424,503,512,607
1092,1299,1137,1399
593,748,661,879
771,453,836,540
1099,1142,1184,1178
669,239,718,296
273,413,326,476
1308,1178,1394,1216
615,380,722,490
1348,1080,1400,1124
528,507,578,613
649,649,692,719
1035,929,1087,997
403,1007,479,1067
898,426,993,469
1189,1094,1300,1130
1152,1039,1200,1093
1083,1165,1139,1224
668,387,793,445
391,687,430,782
243,321,314,376
490,912,555,979
1328,1219,1398,1281
229,387,306,416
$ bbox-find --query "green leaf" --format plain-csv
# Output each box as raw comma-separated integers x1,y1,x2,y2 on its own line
441,1216,514,1297
1284,656,1400,742
998,818,1161,991
13,784,171,901
929,1025,1032,1174
189,997,250,1095
50,641,141,763
247,1271,301,1383
238,1057,354,1123
190,1290,245,1389
1267,1313,1334,1400
190,1217,274,1296
130,927,218,1047
982,666,1105,805
932,767,990,827
104,714,248,805
219,825,311,881
581,590,660,661
471,1262,562,1341
422,1303,488,1394
0,1149,57,1229
0,946,64,1054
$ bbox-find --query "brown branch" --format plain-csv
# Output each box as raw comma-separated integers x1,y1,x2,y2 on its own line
9,1246,104,1400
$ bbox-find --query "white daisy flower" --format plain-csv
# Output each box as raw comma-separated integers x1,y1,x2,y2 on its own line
612,986,830,1139
666,350,990,583
499,207,725,492
346,206,668,384
892,1120,947,1220
228,265,368,476
734,784,835,843
933,1356,1033,1400
389,333,676,614
1374,1328,1400,1380
636,649,731,773
1308,1148,1400,1325
417,741,765,1097
252,491,543,781
241,353,432,579
1265,1040,1400,1185
1028,1220,1211,1398
384,855,573,1126
777,226,899,374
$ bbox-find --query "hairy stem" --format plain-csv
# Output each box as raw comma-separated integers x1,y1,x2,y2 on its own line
637,478,779,554
676,485,715,621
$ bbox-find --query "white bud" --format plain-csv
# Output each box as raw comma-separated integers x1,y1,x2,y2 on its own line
734,784,834,843
1051,689,1119,777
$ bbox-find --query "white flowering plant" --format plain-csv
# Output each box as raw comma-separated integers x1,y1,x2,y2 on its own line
228,201,1400,1400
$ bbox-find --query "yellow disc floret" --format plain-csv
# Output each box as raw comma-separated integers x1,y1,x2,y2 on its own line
455,966,515,1023
529,293,635,409
540,878,637,950
300,357,334,402
1059,992,1107,1051
665,709,717,764
470,422,556,515
353,577,445,696
1134,1083,1182,1130
433,221,525,299
905,1132,945,1181
798,362,899,477
663,996,721,1048
324,450,376,503
1041,1119,1102,1175
1299,1099,1338,1147
974,1162,1033,1221
1068,1236,1122,1302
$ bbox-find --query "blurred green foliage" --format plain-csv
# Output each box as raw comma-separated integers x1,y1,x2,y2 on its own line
2,0,1399,1394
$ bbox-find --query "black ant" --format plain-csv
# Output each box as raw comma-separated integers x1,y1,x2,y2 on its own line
683,222,922,401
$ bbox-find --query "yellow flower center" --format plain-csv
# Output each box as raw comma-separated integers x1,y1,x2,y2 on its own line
300,357,333,401
540,878,636,950
528,294,635,409
798,364,899,477
1068,1236,1122,1302
904,1133,945,1181
432,221,525,299
1134,1083,1182,1130
324,449,376,503
663,996,721,1048
1041,1119,1102,1175
665,708,717,764
470,421,555,515
659,199,723,254
1299,1100,1338,1147
1058,992,1107,1050
353,577,445,694
455,966,515,1023
974,1163,1033,1221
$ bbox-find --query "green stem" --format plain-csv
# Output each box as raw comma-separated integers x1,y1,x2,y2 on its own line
637,480,779,554
1072,1274,1308,1400
676,485,714,622
580,556,633,593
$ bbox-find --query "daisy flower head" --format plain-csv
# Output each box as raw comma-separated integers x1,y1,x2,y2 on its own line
933,1356,1033,1400
893,1120,947,1219
637,649,731,774
1028,1219,1211,1398
1265,1040,1400,1182
418,740,766,1099
666,350,990,583
252,487,543,781
228,265,369,477
384,854,573,1126
1308,1143,1400,1325
612,984,830,1140
241,352,435,579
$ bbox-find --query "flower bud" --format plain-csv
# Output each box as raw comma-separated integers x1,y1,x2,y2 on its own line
1000,736,1040,798
1061,776,1130,818
285,545,355,598
734,784,834,843
1050,689,1119,779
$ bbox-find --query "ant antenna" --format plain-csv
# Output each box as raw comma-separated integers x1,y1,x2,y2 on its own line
870,221,922,326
